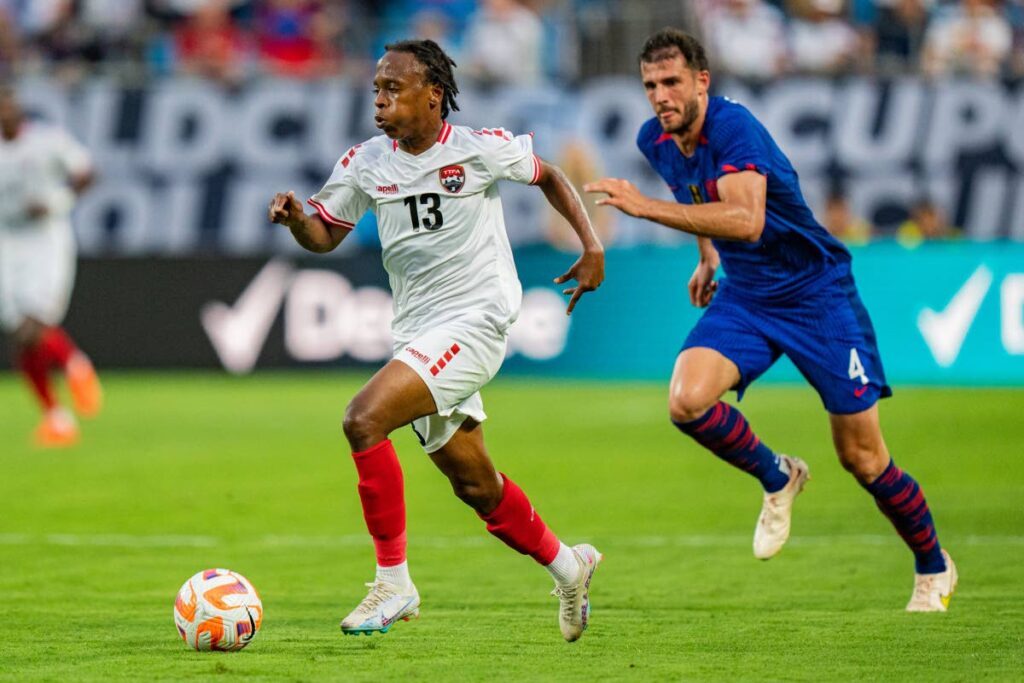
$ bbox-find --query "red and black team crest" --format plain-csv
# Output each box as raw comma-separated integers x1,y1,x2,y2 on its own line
439,164,466,194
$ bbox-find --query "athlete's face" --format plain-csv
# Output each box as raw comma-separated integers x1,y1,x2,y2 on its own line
0,93,22,140
373,51,443,139
640,52,709,136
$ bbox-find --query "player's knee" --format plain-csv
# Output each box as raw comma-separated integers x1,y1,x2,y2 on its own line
12,318,44,349
668,387,717,424
837,443,888,484
342,402,388,451
448,474,501,513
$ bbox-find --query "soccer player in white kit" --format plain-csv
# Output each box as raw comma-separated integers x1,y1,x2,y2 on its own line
0,88,102,447
269,40,606,641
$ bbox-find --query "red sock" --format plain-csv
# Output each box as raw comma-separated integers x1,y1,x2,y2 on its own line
479,474,560,565
352,439,406,567
38,327,77,368
17,343,56,410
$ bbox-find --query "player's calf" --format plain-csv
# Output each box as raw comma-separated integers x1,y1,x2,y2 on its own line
861,459,947,576
445,470,503,514
673,401,791,493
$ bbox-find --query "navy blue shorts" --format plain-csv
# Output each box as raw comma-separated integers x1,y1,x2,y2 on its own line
682,274,892,415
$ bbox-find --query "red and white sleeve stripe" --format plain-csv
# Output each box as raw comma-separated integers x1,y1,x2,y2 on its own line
529,154,543,185
307,198,355,230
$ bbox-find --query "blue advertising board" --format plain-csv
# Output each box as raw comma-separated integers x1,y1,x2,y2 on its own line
3,246,1016,384
505,242,1024,387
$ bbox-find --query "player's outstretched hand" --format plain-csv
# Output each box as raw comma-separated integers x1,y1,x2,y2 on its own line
553,249,605,315
268,191,304,227
584,178,650,218
688,259,718,308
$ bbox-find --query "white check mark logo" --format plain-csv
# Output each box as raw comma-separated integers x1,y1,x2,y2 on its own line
201,259,294,373
917,265,993,368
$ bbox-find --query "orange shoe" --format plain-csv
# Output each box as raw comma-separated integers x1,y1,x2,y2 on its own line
66,352,103,418
34,408,80,448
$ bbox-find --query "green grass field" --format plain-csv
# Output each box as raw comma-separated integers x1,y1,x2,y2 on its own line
0,373,1022,681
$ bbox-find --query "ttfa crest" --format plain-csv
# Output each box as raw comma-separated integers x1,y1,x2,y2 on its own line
439,164,466,194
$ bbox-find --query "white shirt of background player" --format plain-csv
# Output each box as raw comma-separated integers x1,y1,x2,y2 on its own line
0,122,93,229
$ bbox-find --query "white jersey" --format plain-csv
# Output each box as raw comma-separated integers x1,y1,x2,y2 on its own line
0,122,92,231
308,122,540,346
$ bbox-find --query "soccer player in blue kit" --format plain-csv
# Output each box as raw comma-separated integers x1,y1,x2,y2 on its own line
586,29,957,611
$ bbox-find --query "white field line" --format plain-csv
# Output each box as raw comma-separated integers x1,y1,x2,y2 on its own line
0,533,1022,549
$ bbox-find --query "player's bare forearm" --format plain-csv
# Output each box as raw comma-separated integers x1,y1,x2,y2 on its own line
289,213,346,253
640,198,762,242
536,160,605,314
536,161,603,254
697,236,719,264
268,191,347,253
585,172,766,243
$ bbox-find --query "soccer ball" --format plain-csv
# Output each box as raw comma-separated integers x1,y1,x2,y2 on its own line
173,568,263,651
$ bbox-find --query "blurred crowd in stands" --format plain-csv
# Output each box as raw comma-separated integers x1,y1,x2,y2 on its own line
2,0,1004,245
1,0,1023,85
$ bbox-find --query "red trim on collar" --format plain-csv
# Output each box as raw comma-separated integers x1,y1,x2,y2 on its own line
437,121,453,144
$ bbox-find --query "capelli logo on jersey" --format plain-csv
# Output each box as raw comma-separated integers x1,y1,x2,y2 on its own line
439,164,465,194
404,346,431,365
377,183,399,195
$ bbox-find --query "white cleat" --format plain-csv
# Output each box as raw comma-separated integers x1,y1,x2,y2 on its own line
906,550,957,612
551,543,602,642
339,580,420,635
753,455,810,560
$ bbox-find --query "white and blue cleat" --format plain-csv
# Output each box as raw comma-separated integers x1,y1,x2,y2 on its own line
552,543,602,642
340,580,420,636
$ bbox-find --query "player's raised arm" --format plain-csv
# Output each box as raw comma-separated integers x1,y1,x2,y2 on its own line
584,172,766,243
268,190,348,253
534,159,605,315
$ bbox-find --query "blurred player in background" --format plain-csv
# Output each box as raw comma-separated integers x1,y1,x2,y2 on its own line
269,40,605,640
587,29,957,612
0,87,102,448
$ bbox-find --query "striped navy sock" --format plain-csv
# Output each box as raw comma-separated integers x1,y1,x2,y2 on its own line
674,402,790,493
864,460,946,574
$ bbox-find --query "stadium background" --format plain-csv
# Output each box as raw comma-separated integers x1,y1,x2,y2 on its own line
2,0,1024,382
1,1,1023,680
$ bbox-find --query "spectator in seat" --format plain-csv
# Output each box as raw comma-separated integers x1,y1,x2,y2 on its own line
922,0,1013,77
698,0,789,81
822,189,873,245
788,0,864,74
174,0,249,85
897,198,958,245
255,0,342,79
464,0,544,86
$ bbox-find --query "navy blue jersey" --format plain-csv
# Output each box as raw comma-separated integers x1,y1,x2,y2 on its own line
637,96,851,301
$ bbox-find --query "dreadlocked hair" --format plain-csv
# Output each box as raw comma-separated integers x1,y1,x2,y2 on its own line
384,39,460,120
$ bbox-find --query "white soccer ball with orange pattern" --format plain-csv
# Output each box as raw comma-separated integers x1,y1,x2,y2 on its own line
173,568,263,651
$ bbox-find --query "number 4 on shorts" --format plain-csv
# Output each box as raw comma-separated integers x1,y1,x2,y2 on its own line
848,348,869,385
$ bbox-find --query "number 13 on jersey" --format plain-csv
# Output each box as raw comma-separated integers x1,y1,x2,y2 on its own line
403,193,444,231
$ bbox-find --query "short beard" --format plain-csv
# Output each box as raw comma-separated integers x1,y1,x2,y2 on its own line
662,97,700,136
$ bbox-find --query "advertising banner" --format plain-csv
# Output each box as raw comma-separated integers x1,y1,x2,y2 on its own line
2,243,1021,386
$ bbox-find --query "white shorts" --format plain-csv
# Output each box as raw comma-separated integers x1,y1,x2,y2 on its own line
394,317,507,453
0,221,76,332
